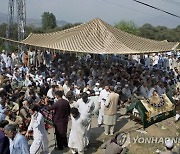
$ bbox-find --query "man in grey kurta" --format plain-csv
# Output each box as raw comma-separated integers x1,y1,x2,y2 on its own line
104,86,119,135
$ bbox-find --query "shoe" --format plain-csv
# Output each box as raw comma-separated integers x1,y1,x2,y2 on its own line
110,132,114,136
104,132,109,136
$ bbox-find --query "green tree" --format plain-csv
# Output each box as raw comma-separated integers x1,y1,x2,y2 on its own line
0,23,7,38
138,23,156,39
114,20,139,35
41,12,57,30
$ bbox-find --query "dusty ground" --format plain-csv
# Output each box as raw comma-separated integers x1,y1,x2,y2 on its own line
35,108,180,154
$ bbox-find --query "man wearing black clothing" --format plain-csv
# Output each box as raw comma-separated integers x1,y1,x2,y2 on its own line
47,90,70,150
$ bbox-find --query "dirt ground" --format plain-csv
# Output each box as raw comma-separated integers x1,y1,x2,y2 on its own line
35,108,180,154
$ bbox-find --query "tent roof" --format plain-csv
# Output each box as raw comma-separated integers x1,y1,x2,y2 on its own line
19,18,179,54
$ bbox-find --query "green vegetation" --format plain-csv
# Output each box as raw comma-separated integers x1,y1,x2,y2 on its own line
0,13,179,50
115,20,139,35
41,12,57,30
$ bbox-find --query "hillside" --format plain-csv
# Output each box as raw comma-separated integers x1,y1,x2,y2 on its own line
0,12,68,27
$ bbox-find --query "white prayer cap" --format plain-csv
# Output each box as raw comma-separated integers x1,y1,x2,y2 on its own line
95,83,100,86
117,82,121,85
125,84,129,87
0,88,4,91
165,139,173,148
47,78,51,82
99,87,103,91
2,50,5,53
95,91,100,95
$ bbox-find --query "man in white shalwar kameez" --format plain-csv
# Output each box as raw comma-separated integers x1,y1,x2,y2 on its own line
25,104,49,154
98,86,110,127
68,107,88,154
63,80,70,96
145,55,151,68
73,92,94,146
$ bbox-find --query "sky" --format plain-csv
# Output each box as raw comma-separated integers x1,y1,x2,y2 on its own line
0,0,180,27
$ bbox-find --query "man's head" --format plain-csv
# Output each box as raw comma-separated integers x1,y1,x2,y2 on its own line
143,82,147,87
4,124,17,139
125,84,129,89
22,100,29,108
109,86,114,92
104,85,109,91
51,85,56,89
0,99,5,107
55,90,63,99
152,90,158,97
82,92,88,103
64,80,69,85
29,104,40,115
0,120,9,129
70,107,79,119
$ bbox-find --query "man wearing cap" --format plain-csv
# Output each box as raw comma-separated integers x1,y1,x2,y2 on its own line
122,84,132,99
104,86,119,135
63,80,70,96
93,83,100,94
160,139,174,154
98,85,110,127
73,92,94,146
140,82,149,99
47,85,56,100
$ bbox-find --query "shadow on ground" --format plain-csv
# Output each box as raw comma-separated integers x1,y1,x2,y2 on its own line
50,147,70,154
115,116,129,133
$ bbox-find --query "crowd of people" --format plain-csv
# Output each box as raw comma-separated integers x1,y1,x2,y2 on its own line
0,48,179,154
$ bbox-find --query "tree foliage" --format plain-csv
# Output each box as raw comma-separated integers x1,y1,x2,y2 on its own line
41,12,57,30
0,18,180,51
114,20,139,35
138,23,180,42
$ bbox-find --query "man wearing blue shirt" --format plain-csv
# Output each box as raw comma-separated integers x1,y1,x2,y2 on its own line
4,124,30,154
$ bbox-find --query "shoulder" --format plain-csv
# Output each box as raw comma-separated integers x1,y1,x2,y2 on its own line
38,112,43,117
60,99,70,107
111,92,119,96
0,130,5,139
115,93,119,97
16,133,27,142
62,98,69,104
